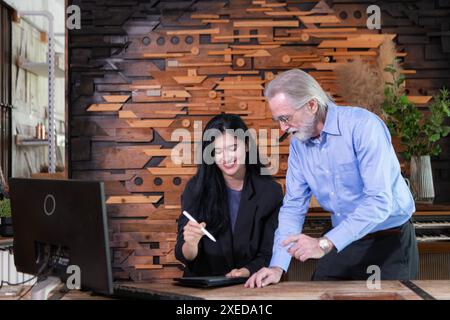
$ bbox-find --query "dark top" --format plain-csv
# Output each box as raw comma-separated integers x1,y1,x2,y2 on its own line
226,186,242,233
175,173,283,276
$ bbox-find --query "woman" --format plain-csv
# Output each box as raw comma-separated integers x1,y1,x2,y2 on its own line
175,114,283,278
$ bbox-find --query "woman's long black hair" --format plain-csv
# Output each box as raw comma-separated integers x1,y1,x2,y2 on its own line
188,114,266,235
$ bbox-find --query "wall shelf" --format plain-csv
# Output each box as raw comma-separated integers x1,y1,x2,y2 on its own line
15,135,48,146
16,55,64,78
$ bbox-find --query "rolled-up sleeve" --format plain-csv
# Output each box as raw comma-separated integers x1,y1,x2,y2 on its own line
325,115,394,251
269,139,311,272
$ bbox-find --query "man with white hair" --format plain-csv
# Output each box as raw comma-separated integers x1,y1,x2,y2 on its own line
245,69,418,288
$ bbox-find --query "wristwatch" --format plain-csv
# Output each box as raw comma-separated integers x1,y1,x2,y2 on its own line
318,237,333,254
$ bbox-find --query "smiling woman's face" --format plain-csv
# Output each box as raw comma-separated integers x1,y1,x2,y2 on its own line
213,132,247,178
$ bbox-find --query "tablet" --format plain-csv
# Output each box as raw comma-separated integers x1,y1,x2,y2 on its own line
173,276,248,288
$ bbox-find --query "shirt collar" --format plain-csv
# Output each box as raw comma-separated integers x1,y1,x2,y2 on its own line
321,102,341,136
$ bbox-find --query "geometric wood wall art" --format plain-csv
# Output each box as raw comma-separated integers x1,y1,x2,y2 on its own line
69,0,450,281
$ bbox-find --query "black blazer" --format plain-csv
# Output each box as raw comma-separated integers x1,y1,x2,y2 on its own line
175,173,283,276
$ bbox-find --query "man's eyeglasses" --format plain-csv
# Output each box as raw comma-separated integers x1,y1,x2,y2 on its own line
274,108,302,124
277,115,293,124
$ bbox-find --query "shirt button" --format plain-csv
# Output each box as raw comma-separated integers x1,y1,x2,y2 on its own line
331,192,335,196
325,170,330,174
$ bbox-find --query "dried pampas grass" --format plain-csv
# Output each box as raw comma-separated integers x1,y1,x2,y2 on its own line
378,38,403,96
335,38,403,114
335,57,384,113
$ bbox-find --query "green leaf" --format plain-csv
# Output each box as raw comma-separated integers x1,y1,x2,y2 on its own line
430,145,442,157
396,75,406,86
429,133,440,142
401,151,411,161
399,95,409,105
0,199,11,218
442,126,450,137
384,65,396,73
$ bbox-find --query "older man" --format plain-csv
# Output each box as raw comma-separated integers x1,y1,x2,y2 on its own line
246,69,418,288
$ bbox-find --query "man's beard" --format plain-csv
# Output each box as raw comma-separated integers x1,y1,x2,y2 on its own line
290,111,318,142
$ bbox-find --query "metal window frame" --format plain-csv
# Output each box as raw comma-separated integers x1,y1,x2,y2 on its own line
0,0,12,179
17,10,57,173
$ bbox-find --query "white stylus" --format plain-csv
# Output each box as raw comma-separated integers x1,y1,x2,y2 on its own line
182,210,217,242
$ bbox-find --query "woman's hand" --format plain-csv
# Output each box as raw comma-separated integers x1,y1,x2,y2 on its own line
183,220,206,246
181,220,206,261
225,267,250,278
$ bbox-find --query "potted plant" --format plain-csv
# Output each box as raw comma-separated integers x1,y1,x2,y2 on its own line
0,198,13,237
382,63,450,203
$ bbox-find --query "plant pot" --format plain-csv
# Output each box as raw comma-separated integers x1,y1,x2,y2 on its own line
410,155,435,203
0,217,13,237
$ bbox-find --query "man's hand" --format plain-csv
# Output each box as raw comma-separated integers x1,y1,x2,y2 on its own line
282,234,325,262
244,267,283,288
226,268,250,278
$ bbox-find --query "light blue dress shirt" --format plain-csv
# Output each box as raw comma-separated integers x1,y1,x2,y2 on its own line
270,103,415,272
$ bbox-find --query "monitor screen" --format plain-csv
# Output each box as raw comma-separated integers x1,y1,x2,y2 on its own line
9,178,113,295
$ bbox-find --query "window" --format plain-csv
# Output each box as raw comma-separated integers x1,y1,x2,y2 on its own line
0,1,12,178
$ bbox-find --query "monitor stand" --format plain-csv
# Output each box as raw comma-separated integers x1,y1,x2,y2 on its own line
31,276,61,300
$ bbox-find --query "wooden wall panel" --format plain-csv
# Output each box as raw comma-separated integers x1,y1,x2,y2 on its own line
69,0,450,281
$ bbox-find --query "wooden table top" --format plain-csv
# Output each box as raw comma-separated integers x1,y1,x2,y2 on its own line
113,280,450,300
0,287,113,300
2,280,449,300
412,280,450,300
0,236,13,248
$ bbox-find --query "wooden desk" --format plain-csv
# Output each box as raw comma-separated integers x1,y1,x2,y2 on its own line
0,287,112,300
2,281,449,300
0,236,13,248
112,280,450,300
412,280,450,300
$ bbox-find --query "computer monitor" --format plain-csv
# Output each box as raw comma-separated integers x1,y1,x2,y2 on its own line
9,178,113,297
